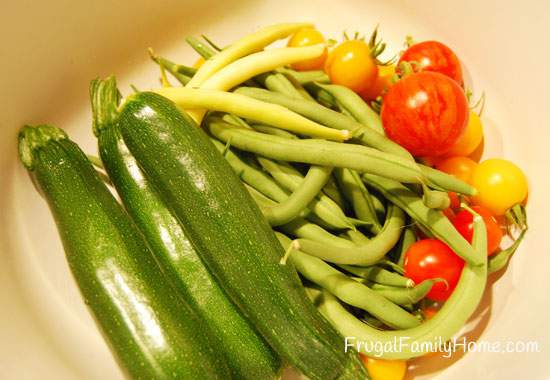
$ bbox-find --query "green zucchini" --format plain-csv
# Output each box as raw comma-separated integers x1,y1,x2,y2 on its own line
115,90,367,380
18,125,231,379
91,78,281,379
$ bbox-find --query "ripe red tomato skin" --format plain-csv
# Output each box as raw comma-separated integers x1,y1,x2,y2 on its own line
381,71,469,157
452,206,503,256
399,41,463,86
404,239,465,301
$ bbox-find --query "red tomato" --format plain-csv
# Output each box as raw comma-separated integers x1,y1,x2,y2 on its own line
399,41,463,86
452,206,503,256
404,239,464,301
381,71,469,157
448,191,460,210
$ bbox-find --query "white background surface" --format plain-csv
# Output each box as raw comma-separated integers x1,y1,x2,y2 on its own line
1,1,549,379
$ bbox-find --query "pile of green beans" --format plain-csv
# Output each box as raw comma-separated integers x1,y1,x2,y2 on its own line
150,48,496,359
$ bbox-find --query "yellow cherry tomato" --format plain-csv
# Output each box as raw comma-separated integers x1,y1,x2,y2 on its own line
287,27,327,71
470,159,528,215
435,156,478,184
444,111,484,157
325,40,378,93
361,355,407,380
468,137,485,163
360,64,395,101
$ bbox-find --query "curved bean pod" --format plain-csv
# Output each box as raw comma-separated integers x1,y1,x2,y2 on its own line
368,280,436,306
156,88,350,140
256,164,334,226
335,168,382,233
280,218,356,248
362,173,483,267
344,230,371,245
210,138,289,201
250,123,299,139
256,72,304,99
309,214,487,359
422,184,451,210
322,175,347,210
185,36,216,59
276,233,421,330
419,164,477,196
316,83,385,135
149,51,193,85
257,158,353,230
393,226,417,267
187,22,312,87
339,265,414,288
296,204,405,265
488,227,527,274
276,68,330,84
206,120,425,183
200,45,325,92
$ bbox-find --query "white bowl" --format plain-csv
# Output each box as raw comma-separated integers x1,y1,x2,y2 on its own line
2,1,549,379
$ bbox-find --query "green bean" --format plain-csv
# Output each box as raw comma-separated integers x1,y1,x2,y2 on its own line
157,88,350,141
256,72,303,99
339,265,414,288
316,83,385,135
227,90,475,194
335,168,382,233
148,50,197,76
280,72,317,101
344,230,371,245
310,214,487,359
422,184,451,210
234,87,411,158
362,173,483,266
210,138,288,201
368,280,436,306
370,190,386,219
280,218,356,248
245,183,309,221
296,204,405,265
488,227,527,274
276,68,330,84
206,120,426,184
276,233,421,329
148,51,193,86
244,125,347,209
249,124,297,139
419,164,477,196
221,113,252,129
257,158,353,230
393,226,417,267
322,175,347,210
185,36,216,59
260,165,335,226
187,23,311,87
